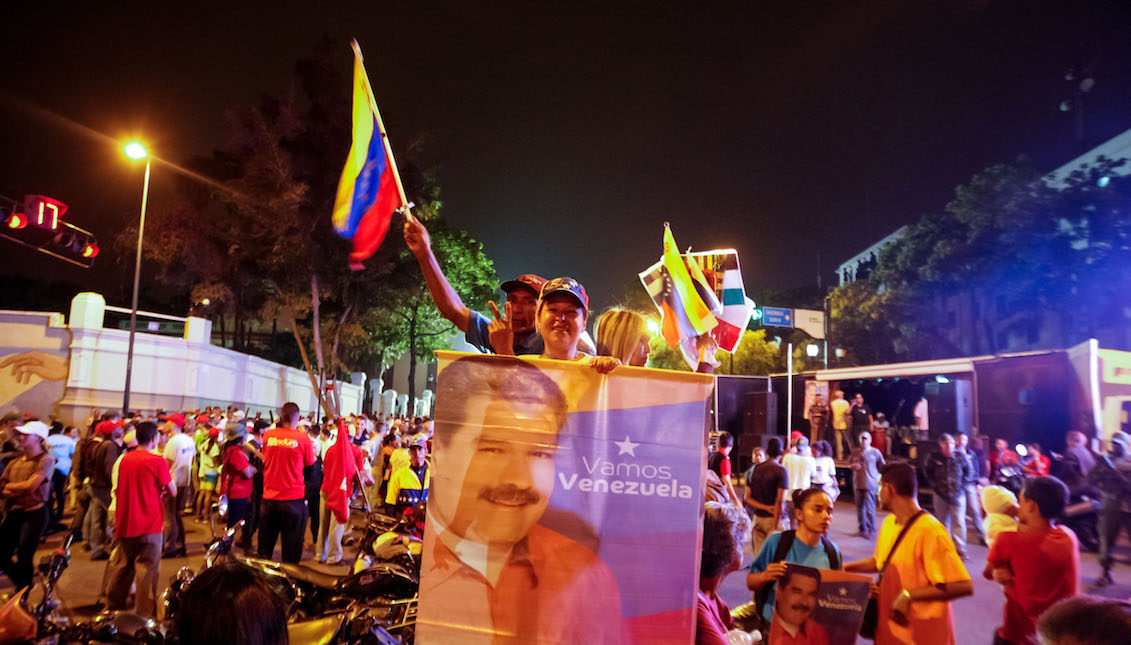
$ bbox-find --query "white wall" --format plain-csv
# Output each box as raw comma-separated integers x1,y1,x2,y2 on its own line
1,293,362,425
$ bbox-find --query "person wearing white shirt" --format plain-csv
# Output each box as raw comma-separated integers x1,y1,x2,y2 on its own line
781,437,818,529
162,421,196,557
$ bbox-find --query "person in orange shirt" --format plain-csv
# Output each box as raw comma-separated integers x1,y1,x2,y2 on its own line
845,462,973,645
418,355,625,645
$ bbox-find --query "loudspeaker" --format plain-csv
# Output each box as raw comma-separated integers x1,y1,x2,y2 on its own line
744,391,777,437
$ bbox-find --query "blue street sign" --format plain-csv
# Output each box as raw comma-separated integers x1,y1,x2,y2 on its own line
762,306,793,327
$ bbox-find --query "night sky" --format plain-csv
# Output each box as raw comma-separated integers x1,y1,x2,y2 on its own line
2,1,1131,313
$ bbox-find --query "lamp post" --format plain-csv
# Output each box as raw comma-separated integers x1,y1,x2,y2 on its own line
123,141,150,415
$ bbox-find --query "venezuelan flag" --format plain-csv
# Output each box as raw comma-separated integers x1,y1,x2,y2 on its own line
332,41,405,270
658,226,716,347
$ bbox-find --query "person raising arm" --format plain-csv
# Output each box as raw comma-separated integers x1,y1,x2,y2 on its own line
404,213,545,356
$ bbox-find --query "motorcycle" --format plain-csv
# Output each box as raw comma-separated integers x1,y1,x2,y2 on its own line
352,504,424,575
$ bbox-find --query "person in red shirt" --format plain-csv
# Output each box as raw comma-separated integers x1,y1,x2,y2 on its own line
219,422,256,530
696,501,751,645
985,476,1079,645
257,402,314,564
104,422,174,618
1021,443,1050,478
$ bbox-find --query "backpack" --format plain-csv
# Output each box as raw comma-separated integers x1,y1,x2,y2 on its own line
753,530,841,621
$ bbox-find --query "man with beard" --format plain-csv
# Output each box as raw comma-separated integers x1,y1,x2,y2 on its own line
404,214,545,356
417,355,624,645
769,565,830,645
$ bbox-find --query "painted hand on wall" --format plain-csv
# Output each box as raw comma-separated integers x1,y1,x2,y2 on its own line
0,351,68,383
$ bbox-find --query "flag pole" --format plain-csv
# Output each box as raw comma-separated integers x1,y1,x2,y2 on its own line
352,39,413,216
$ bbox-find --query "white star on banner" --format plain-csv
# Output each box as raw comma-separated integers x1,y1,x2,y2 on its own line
614,435,640,457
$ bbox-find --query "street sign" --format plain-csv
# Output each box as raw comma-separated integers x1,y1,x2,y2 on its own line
762,306,793,326
794,308,825,339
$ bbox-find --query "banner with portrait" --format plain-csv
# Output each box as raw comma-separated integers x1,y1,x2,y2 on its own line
769,564,871,645
417,352,714,645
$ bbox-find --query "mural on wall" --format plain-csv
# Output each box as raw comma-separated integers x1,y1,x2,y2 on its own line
0,313,71,420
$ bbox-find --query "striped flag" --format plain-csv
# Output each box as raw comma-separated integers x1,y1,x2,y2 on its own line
332,40,406,270
640,248,752,355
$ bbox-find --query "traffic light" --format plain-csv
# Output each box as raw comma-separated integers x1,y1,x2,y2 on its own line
0,195,99,267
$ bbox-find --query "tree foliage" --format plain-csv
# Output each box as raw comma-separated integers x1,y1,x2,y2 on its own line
117,38,499,408
830,156,1131,364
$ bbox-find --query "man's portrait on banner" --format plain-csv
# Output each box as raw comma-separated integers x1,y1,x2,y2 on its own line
770,564,831,645
418,355,625,645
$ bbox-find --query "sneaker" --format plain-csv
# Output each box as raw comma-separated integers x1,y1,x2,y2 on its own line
91,551,110,561
1097,571,1114,587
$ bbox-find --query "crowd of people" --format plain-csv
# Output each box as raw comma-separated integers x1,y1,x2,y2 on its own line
699,421,1131,645
0,404,440,622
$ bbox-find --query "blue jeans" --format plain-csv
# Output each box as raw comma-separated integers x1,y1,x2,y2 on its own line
934,493,967,555
856,488,877,536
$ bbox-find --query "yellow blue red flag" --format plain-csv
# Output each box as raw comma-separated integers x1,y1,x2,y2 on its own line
332,40,405,270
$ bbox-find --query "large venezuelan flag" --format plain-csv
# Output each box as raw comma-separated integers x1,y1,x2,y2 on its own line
332,41,405,270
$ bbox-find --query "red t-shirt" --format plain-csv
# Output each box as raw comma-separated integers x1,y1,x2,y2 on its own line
262,427,315,501
695,589,734,645
220,445,253,500
987,525,1079,644
114,450,172,538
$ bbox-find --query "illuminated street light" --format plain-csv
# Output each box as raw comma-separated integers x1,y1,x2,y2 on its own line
122,141,152,414
124,141,148,160
806,343,819,357
645,318,660,336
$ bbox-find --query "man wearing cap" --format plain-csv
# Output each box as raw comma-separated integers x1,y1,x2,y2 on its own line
89,421,125,560
0,420,55,590
385,439,429,518
404,214,545,356
1090,430,1131,586
106,422,174,618
162,414,196,558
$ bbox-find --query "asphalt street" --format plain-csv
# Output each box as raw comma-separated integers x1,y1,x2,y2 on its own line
1,500,1126,643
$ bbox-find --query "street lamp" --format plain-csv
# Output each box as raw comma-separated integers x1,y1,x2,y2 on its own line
806,343,819,358
122,141,151,415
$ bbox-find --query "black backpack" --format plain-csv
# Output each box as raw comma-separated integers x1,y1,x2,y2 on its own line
753,530,841,620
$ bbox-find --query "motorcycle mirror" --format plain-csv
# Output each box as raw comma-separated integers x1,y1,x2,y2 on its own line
1015,444,1028,457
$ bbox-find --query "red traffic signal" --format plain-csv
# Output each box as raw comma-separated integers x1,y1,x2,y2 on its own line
6,212,27,230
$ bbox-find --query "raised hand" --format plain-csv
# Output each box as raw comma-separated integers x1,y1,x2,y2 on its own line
402,213,431,257
488,301,515,356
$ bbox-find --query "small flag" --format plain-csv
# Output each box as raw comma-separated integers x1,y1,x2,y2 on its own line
332,40,406,270
637,226,719,349
640,248,752,357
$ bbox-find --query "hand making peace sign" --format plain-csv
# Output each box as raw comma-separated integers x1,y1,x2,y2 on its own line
487,300,516,356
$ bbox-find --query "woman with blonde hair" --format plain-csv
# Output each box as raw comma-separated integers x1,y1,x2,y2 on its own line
595,308,651,367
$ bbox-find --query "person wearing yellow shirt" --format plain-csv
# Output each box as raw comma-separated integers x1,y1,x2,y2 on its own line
385,442,429,517
829,391,851,460
845,462,973,645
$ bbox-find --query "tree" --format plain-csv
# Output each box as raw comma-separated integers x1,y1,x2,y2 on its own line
116,38,499,416
829,155,1131,364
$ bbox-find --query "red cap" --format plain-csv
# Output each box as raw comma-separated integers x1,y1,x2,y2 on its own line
195,414,210,424
95,420,122,435
790,430,804,441
162,413,186,427
499,274,547,296
208,426,220,437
